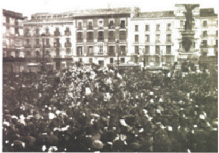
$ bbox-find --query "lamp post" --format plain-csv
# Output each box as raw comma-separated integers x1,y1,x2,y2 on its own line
41,33,46,71
116,39,119,71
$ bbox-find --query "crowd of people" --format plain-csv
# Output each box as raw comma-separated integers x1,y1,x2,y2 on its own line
3,62,218,152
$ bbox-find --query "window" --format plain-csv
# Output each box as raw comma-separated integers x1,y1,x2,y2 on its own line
6,17,10,23
135,35,139,42
135,25,139,31
110,58,114,64
135,46,139,54
77,32,83,42
24,28,29,36
46,38,50,45
180,20,184,27
78,22,82,29
166,34,171,42
66,48,71,54
145,46,150,54
98,20,103,27
216,40,218,47
203,21,207,27
155,56,160,63
166,57,172,63
156,34,160,42
108,31,114,40
26,39,30,45
36,28,39,35
121,58,125,63
145,25,150,31
120,46,126,55
88,21,93,29
89,58,93,63
155,46,160,54
166,46,171,54
216,30,218,36
15,28,19,35
98,43,104,54
167,23,171,30
145,35,150,42
193,42,196,48
36,39,40,45
156,24,160,31
66,38,70,43
88,46,93,55
119,31,126,40
87,32,93,41
46,28,49,35
120,20,125,28
65,27,71,35
54,28,60,36
109,20,114,28
98,31,104,41
108,46,115,56
77,47,83,56
203,31,208,37
202,40,207,46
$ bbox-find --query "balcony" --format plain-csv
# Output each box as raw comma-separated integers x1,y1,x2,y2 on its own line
201,48,208,53
34,44,41,48
65,43,72,47
65,32,71,36
94,52,107,56
87,53,94,56
45,33,51,36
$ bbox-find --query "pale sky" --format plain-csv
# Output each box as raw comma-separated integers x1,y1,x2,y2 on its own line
1,0,219,19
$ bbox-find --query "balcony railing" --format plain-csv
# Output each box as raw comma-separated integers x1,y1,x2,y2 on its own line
77,27,83,30
34,44,41,48
65,43,72,47
45,33,50,36
87,53,94,56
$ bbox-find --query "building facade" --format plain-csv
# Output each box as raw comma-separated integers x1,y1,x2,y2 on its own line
128,4,218,68
23,12,75,71
2,9,25,73
3,4,217,72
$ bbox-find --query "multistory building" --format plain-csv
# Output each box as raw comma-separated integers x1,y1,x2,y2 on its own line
128,4,218,68
2,9,25,73
23,13,75,71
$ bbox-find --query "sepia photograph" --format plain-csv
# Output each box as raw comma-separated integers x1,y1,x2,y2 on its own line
1,0,218,152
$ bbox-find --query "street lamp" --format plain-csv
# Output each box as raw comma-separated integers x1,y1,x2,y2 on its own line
41,33,46,71
116,39,119,71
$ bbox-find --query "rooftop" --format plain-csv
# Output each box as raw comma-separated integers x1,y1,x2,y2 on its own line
3,9,24,19
138,11,175,18
200,8,217,17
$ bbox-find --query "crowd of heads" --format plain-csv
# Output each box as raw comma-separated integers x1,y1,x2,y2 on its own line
3,62,218,152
